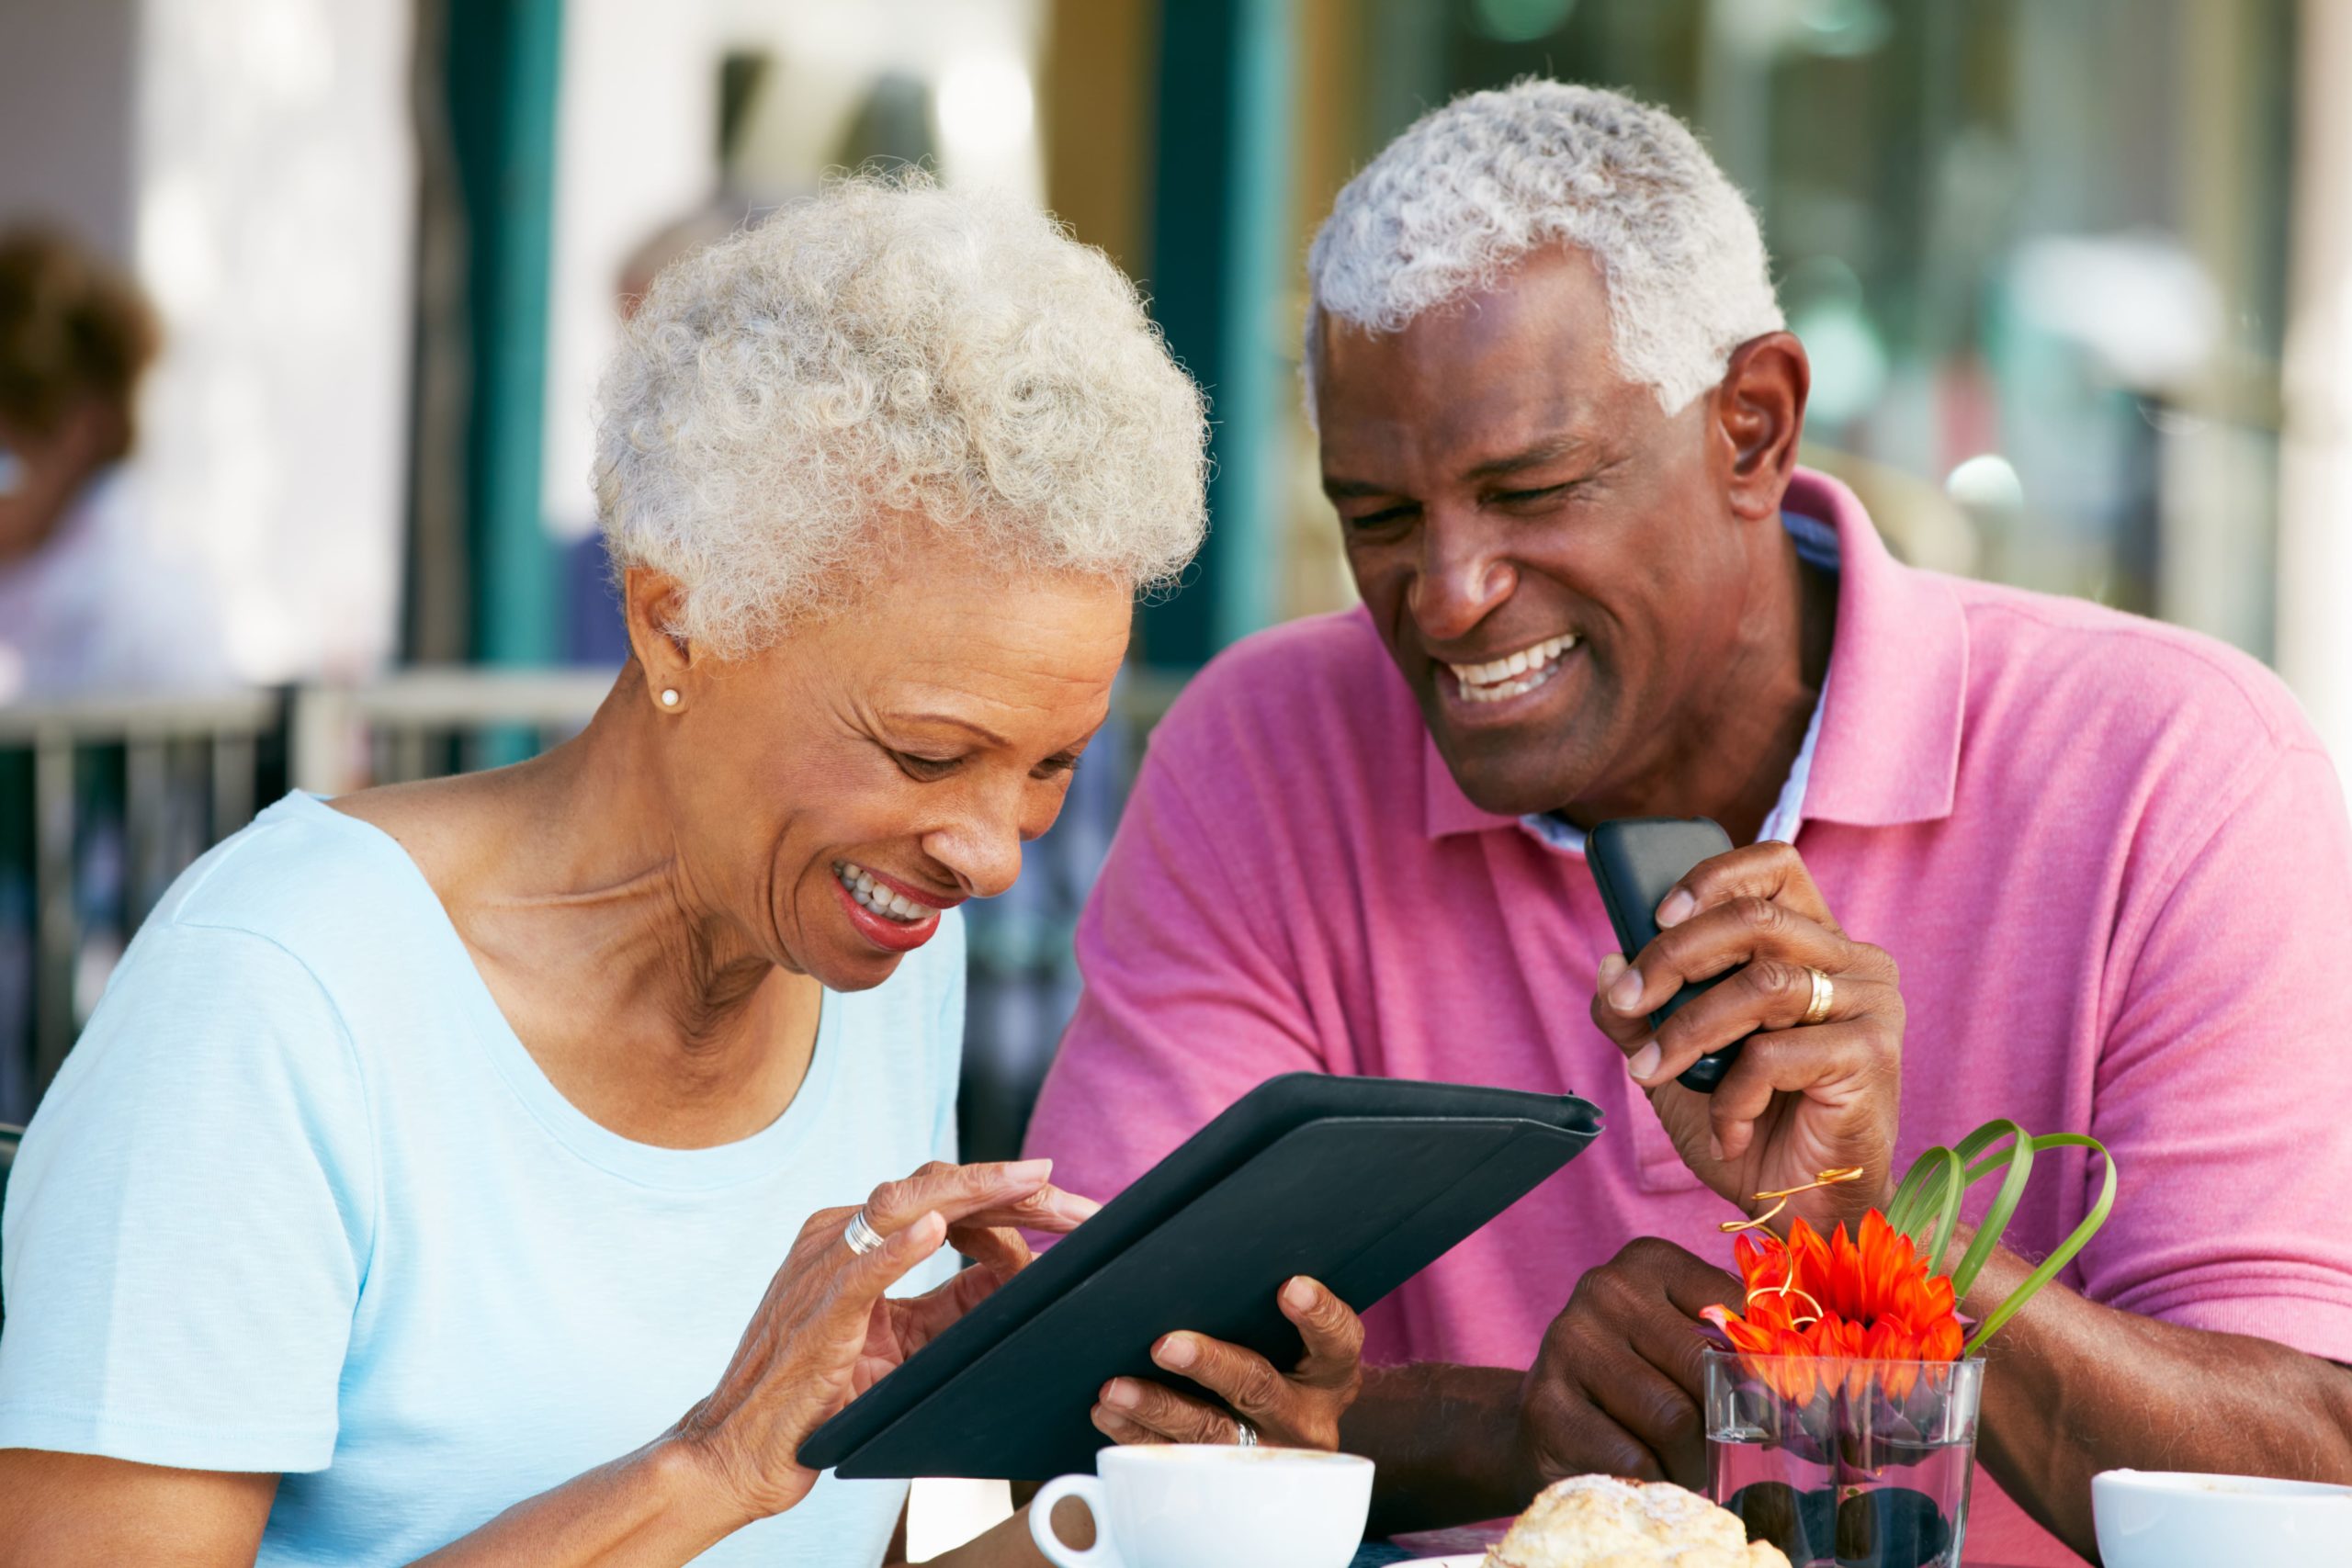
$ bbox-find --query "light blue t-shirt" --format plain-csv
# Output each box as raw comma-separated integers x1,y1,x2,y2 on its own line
0,793,963,1565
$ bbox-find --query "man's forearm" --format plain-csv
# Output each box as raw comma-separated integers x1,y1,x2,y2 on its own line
921,1508,1052,1567
1965,1241,2352,1556
1340,1364,1532,1535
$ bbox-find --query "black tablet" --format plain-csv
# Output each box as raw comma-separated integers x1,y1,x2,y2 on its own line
798,1072,1603,1480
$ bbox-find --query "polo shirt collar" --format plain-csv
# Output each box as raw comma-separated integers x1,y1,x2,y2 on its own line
1792,468,1966,829
1419,466,1968,841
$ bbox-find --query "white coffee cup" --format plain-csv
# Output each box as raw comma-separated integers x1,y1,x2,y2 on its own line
1028,1444,1375,1568
2092,1469,2352,1567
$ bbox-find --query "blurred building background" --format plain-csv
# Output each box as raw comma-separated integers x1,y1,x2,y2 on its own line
6,0,2352,1159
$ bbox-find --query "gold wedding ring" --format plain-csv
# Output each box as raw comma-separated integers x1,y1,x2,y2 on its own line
843,1209,887,1257
1799,965,1836,1027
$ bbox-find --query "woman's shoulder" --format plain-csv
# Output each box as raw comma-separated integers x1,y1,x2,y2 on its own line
147,792,444,965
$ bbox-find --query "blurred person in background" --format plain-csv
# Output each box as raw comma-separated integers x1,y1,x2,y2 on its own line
0,225,227,703
1027,82,2352,1564
0,177,1210,1568
560,201,750,668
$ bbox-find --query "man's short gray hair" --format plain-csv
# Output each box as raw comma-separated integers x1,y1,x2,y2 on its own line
595,175,1207,657
1306,80,1783,415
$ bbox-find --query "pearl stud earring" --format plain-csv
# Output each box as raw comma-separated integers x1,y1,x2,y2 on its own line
660,688,680,708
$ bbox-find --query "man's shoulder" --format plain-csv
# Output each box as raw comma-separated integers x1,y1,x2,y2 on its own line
1950,575,2317,757
1138,606,1427,845
1155,605,1417,756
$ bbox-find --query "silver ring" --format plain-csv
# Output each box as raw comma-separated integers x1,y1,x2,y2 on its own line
844,1209,886,1257
1800,966,1836,1028
1233,1417,1258,1449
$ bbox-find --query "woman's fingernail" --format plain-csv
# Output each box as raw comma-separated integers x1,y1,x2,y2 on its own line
1155,1335,1196,1369
1284,1277,1317,1311
1629,1042,1662,1080
1004,1158,1053,1182
1657,888,1697,927
1708,1134,1725,1162
1609,966,1645,1011
1103,1380,1137,1410
1597,953,1626,987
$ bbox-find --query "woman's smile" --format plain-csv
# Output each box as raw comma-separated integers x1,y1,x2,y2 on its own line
829,859,958,953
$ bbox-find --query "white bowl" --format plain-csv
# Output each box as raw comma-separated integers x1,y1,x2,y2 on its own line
2092,1469,2352,1567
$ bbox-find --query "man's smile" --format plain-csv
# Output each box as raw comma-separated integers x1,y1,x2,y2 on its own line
1441,631,1580,704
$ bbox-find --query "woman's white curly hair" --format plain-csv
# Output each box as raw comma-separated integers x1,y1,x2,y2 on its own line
594,175,1208,657
1306,80,1782,415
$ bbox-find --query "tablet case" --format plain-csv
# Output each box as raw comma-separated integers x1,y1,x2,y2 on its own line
798,1073,1602,1479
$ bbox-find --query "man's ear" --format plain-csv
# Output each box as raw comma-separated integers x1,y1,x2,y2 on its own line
1712,332,1810,522
621,566,696,708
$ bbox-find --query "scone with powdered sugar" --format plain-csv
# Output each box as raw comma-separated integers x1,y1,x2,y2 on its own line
1483,1475,1792,1568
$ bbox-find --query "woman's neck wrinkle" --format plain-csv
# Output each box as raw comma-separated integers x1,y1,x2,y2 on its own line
647,873,775,1056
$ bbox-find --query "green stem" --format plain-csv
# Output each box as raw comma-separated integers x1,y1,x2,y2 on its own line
1883,1120,2118,1355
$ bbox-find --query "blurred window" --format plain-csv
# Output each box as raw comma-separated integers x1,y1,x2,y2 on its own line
1373,0,2293,656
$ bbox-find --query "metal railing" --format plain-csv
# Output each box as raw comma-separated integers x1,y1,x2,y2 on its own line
288,668,616,795
0,690,282,1093
0,671,620,1103
1,664,1184,1121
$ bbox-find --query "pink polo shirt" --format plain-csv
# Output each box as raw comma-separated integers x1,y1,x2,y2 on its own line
1024,469,2352,1565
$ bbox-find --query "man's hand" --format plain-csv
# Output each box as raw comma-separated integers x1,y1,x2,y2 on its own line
1589,841,1901,1234
1516,1238,1741,1494
1091,1277,1364,1451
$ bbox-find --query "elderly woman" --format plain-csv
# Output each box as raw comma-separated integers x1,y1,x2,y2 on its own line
0,180,1283,1567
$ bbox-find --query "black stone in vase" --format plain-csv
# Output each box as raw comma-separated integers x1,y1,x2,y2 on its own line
1834,1485,1951,1568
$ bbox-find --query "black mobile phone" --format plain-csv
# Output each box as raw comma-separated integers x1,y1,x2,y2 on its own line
1586,816,1743,1092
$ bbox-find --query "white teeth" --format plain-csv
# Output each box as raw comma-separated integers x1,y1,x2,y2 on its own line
1448,634,1577,698
833,861,930,924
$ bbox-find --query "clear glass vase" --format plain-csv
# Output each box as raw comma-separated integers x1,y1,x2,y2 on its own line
1702,1348,1984,1568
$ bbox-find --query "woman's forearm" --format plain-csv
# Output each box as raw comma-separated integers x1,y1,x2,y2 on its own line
409,1438,745,1567
1966,1242,2352,1555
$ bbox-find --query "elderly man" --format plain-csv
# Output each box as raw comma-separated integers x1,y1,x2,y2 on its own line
1025,82,2352,1563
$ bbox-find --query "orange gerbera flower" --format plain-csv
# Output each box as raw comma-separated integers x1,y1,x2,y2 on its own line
1702,1212,1966,1403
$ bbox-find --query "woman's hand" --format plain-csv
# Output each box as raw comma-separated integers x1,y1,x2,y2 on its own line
1089,1277,1364,1451
1588,842,1902,1235
665,1159,1097,1529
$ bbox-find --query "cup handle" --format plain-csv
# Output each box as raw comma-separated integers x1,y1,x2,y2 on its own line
1028,1473,1121,1568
